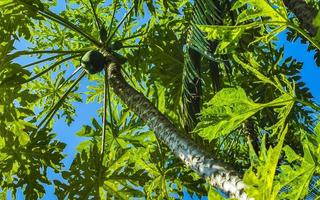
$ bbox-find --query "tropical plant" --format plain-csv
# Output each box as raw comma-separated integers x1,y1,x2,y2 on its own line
1,0,320,199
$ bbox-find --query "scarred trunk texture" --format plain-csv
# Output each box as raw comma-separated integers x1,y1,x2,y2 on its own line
283,0,318,36
102,51,250,199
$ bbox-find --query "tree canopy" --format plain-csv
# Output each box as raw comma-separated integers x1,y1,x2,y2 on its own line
1,0,320,199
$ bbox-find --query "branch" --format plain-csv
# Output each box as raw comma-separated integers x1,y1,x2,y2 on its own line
23,54,80,84
16,0,100,46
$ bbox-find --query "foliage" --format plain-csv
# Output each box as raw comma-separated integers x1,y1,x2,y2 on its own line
192,0,320,199
199,0,320,54
1,0,320,199
195,85,294,141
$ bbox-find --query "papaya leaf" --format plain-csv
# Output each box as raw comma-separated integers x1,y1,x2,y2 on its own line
244,126,288,200
195,87,260,141
208,187,225,200
199,24,255,54
277,139,316,199
232,0,287,23
0,127,65,199
199,0,288,54
234,54,296,96
55,140,147,199
195,87,293,141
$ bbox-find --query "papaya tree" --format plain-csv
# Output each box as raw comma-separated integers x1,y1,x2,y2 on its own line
1,0,320,199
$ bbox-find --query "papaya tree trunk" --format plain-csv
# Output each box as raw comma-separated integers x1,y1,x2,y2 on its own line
102,49,250,199
283,0,318,36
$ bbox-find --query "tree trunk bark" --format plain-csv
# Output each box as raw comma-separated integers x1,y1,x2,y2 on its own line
283,0,318,36
101,50,251,199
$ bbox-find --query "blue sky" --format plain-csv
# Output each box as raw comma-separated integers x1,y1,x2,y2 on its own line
8,1,320,200
277,32,320,103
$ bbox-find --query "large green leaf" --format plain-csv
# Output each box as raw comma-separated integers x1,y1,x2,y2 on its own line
195,87,294,141
199,0,288,54
278,143,315,200
244,127,288,200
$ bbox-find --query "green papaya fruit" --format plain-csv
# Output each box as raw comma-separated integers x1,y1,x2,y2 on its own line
81,50,105,74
